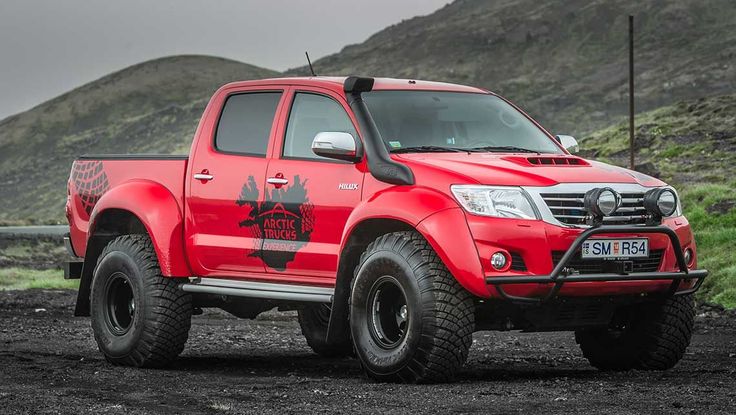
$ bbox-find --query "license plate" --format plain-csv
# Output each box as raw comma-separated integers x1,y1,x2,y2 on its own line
581,238,649,259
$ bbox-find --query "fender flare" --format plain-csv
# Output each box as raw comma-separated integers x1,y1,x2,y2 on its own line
327,187,487,343
88,179,190,277
338,187,485,296
415,207,487,297
339,186,459,248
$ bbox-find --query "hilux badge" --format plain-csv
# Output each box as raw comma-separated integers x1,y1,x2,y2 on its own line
338,183,359,190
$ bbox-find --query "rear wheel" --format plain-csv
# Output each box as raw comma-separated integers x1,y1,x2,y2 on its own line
90,234,192,367
298,303,353,357
350,231,475,383
576,295,695,371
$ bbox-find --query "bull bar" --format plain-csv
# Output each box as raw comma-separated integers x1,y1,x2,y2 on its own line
486,225,708,304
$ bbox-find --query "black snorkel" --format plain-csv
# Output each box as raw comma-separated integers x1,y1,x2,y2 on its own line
344,76,415,186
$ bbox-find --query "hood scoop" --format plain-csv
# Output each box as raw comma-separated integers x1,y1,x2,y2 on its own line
503,155,590,167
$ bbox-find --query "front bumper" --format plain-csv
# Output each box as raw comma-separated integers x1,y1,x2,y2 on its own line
484,224,707,303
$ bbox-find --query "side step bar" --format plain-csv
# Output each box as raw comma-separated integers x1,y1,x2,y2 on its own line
180,278,334,303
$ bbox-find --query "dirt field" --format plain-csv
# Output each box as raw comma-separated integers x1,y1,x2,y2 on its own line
1,290,735,414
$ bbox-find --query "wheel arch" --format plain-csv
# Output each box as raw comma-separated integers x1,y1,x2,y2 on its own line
326,217,416,344
74,180,190,316
326,207,487,343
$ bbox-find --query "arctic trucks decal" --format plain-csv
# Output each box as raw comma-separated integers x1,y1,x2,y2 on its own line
236,175,315,271
71,160,109,217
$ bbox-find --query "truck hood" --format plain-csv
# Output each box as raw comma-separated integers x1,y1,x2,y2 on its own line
395,153,665,187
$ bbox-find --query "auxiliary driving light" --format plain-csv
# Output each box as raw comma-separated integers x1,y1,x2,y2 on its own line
643,188,678,217
490,252,508,271
584,187,621,217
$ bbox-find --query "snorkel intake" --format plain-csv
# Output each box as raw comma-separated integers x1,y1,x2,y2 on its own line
344,76,415,186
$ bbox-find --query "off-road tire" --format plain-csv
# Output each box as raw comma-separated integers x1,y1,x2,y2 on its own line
298,304,353,357
90,234,192,367
576,295,695,371
350,231,475,383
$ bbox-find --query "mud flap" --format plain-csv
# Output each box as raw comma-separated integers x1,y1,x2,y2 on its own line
63,261,83,280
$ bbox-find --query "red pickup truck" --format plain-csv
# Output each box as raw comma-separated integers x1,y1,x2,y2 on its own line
65,76,707,383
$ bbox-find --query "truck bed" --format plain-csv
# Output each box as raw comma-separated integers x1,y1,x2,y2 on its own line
67,154,188,256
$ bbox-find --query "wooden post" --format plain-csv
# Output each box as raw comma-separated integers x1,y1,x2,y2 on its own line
629,15,635,170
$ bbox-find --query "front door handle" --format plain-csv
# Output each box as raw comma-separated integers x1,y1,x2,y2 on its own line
194,170,214,182
267,177,289,186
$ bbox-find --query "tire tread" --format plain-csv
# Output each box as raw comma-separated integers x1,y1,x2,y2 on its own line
94,234,192,368
354,231,475,383
576,295,694,371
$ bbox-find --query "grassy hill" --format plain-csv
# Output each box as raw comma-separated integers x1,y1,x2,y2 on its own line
290,0,736,136
0,55,277,224
2,0,735,225
582,94,736,307
583,94,736,185
0,0,734,306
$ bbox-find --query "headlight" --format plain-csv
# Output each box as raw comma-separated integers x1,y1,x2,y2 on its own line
644,187,679,217
451,185,538,219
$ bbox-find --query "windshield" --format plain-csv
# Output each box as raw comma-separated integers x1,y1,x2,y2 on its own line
362,91,562,154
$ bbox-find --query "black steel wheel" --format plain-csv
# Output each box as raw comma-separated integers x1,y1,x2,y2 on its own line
103,272,135,335
366,275,408,349
350,231,475,383
90,234,192,368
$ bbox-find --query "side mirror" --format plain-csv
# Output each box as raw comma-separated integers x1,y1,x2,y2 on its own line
311,132,361,162
556,135,579,154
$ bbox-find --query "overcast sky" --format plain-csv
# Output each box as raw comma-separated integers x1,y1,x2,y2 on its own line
0,0,449,120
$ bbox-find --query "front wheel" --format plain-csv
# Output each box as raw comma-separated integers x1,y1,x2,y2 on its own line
90,234,192,367
350,231,475,383
576,295,695,371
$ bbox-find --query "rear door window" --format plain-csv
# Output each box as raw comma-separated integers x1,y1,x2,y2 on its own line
215,92,282,156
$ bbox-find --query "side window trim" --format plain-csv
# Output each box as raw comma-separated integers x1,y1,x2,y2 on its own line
212,90,284,158
280,91,360,164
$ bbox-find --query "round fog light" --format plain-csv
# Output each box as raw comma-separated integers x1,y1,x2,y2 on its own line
683,248,694,268
491,252,508,270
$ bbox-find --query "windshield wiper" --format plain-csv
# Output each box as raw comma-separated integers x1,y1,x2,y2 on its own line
466,145,540,154
391,145,470,154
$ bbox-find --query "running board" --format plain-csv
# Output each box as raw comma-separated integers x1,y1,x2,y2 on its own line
180,278,334,303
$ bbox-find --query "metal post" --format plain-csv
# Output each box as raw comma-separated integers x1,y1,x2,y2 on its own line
629,15,635,170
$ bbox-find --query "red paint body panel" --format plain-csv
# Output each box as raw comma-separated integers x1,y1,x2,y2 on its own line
264,86,366,280
397,154,665,187
467,215,696,298
66,76,700,302
184,83,288,277
415,208,487,297
68,158,190,276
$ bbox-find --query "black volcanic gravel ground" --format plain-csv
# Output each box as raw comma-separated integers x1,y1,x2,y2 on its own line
1,289,735,414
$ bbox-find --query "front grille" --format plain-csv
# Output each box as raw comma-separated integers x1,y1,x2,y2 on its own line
551,249,664,274
540,192,649,226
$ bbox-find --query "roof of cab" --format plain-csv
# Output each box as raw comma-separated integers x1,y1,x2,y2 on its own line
218,76,490,95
